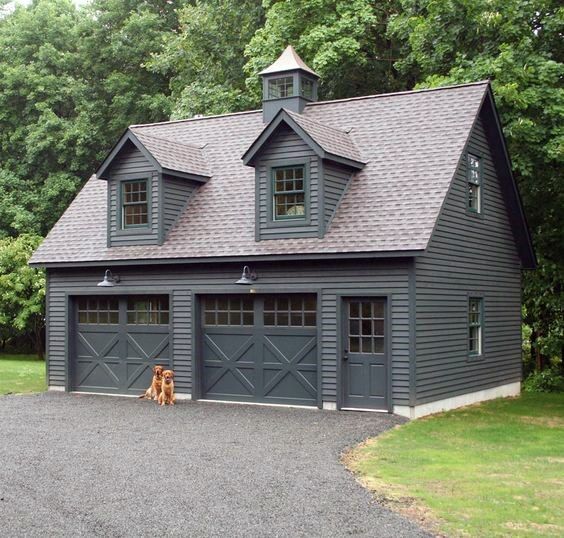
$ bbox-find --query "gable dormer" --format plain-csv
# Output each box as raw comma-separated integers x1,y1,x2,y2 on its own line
243,107,365,241
96,129,210,247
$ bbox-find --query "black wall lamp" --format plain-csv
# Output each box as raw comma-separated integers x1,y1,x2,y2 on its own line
97,269,120,287
235,266,257,285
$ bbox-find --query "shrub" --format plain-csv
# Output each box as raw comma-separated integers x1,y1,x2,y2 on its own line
523,369,564,393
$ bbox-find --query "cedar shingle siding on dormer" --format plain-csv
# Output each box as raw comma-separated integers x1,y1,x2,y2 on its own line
108,142,160,246
255,124,320,240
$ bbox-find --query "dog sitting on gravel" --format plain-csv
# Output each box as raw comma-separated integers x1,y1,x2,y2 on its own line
139,365,164,401
158,369,176,406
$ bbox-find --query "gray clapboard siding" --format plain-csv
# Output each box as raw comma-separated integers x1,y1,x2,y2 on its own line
108,142,160,246
162,175,198,236
45,258,411,404
415,114,522,404
256,125,320,240
324,162,351,228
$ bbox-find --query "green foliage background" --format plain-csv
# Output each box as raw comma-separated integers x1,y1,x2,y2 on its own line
0,0,561,365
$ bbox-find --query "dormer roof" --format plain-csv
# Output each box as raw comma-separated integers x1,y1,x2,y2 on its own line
258,45,318,77
96,129,211,182
243,108,365,169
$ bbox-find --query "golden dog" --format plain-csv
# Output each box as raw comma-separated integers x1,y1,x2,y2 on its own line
158,370,175,406
139,365,164,400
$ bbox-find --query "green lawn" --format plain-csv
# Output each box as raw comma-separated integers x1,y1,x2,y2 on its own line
0,353,46,395
346,393,564,538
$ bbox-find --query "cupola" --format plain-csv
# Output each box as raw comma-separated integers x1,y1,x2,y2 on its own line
259,45,319,123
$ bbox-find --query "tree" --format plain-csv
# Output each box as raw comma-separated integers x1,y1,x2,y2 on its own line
149,0,265,119
0,235,45,358
243,0,404,104
389,0,564,366
0,0,181,238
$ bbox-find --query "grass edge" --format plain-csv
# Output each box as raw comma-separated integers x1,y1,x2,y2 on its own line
341,426,448,537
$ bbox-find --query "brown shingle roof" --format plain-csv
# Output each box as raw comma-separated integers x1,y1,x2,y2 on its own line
30,82,489,265
132,131,211,178
284,109,365,164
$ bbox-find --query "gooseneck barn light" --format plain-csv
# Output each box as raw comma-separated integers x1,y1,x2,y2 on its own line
97,269,120,287
235,266,257,285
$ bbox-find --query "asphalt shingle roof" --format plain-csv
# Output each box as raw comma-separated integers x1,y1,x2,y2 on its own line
283,109,364,164
132,131,210,178
30,82,489,266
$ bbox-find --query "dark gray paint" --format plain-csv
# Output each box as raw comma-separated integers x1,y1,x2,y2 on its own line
162,174,198,236
415,114,522,404
342,297,389,410
201,295,318,406
45,258,411,405
256,125,320,240
260,70,317,123
108,142,160,247
323,162,352,228
70,296,171,394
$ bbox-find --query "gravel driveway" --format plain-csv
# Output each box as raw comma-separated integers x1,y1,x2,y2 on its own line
0,393,428,537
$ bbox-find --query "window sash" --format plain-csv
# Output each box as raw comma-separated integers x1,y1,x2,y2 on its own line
268,77,294,99
122,180,149,228
301,78,314,99
272,166,306,220
467,154,482,212
468,298,483,355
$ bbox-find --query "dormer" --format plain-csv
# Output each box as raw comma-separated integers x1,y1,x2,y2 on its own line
243,109,366,241
259,45,320,123
96,129,210,247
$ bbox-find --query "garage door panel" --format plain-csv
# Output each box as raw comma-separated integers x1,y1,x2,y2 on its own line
263,371,317,404
203,365,255,398
71,295,171,394
263,334,317,365
75,360,121,391
201,294,318,406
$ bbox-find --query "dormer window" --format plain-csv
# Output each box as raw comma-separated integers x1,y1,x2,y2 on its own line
273,165,306,220
122,179,148,228
268,76,294,99
467,154,482,213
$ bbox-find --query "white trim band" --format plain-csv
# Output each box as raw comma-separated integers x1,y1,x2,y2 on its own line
394,381,521,419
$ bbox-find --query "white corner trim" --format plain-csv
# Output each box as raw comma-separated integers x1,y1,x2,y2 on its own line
322,401,337,411
393,381,521,419
48,386,66,392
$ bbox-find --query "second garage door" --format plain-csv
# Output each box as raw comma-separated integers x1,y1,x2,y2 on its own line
201,294,318,406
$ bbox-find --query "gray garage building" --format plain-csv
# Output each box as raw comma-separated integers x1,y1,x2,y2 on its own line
30,47,535,418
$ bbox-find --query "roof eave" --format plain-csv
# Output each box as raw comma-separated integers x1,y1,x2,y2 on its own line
30,249,424,269
483,87,536,269
161,168,210,183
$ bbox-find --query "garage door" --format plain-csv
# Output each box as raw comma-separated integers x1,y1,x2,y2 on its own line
71,295,171,394
201,294,318,406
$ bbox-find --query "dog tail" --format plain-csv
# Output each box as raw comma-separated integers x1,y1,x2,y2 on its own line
138,394,146,399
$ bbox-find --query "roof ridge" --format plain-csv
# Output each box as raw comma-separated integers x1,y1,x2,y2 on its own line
130,108,262,129
132,129,205,149
129,80,490,130
305,80,490,108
